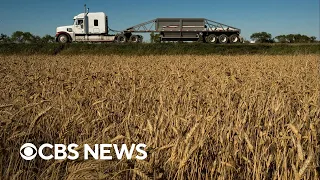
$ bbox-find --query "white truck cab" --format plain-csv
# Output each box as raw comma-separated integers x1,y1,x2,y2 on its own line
56,6,115,43
72,12,107,34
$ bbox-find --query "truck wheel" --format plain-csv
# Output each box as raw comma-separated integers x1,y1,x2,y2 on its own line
129,35,139,43
205,34,217,43
58,34,69,43
117,35,127,43
229,34,239,43
219,34,228,44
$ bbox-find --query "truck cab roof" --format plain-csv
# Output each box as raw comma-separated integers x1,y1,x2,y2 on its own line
73,12,106,19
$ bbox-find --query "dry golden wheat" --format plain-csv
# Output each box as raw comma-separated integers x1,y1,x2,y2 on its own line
0,54,319,180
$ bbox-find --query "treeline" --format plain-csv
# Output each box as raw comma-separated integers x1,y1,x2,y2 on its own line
249,32,317,43
0,31,55,43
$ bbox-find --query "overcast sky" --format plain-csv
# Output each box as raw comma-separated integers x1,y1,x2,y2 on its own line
0,0,319,40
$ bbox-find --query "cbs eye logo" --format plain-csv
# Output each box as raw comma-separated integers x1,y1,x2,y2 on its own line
20,143,37,160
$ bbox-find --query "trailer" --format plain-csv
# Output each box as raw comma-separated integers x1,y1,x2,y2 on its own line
121,18,241,43
56,5,242,44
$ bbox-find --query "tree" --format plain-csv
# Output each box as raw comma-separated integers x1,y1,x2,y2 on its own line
275,35,287,43
275,34,317,43
11,31,35,43
310,36,317,43
150,32,160,43
10,31,56,43
41,34,55,43
0,33,10,43
33,35,42,43
293,34,310,43
11,31,24,43
22,32,35,43
250,32,273,43
286,34,297,43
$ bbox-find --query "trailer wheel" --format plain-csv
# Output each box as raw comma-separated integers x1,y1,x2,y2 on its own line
117,35,127,43
219,34,228,44
229,34,239,43
205,34,217,43
57,34,69,43
129,35,139,43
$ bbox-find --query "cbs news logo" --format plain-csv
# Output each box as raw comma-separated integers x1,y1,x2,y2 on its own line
20,143,147,160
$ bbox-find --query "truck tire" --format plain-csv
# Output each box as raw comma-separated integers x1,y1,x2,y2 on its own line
205,34,217,43
57,34,69,43
117,35,127,43
229,34,239,43
129,35,139,43
219,34,228,44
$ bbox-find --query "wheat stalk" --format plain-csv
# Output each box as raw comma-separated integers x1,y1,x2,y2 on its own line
184,122,199,143
298,152,313,177
244,132,254,153
28,106,52,132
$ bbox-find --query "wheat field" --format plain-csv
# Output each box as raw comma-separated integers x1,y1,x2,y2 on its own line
0,54,319,180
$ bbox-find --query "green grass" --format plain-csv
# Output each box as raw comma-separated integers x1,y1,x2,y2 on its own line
0,43,319,55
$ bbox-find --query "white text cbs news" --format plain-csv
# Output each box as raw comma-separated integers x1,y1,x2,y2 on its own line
20,143,147,161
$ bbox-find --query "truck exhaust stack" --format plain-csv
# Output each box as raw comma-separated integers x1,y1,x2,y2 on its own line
83,4,89,35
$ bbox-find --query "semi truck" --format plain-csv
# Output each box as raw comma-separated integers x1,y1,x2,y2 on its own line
56,5,242,44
